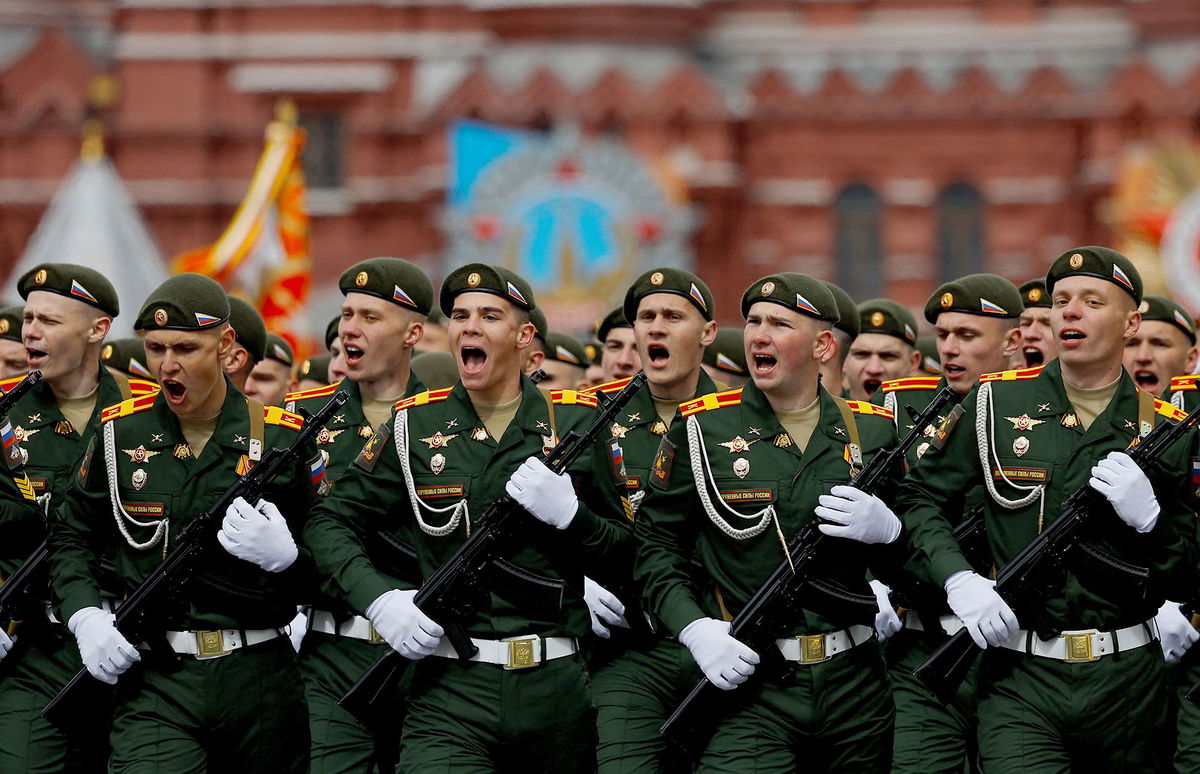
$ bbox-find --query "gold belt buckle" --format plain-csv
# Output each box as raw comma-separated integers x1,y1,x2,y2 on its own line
1062,632,1097,663
368,623,386,645
194,630,230,660
797,634,830,664
503,636,539,670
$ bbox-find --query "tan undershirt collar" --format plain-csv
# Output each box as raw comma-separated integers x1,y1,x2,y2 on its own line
362,396,403,431
178,414,219,459
57,385,99,437
473,392,523,442
1063,375,1121,431
652,397,682,430
773,394,822,453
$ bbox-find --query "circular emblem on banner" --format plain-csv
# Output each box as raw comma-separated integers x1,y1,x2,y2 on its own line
761,281,776,295
355,271,368,288
1069,253,1084,269
650,271,664,286
940,293,953,309
102,344,113,360
870,311,884,327
33,269,47,285
154,309,167,327
467,272,482,287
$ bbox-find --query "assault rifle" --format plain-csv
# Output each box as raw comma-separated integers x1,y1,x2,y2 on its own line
915,400,1200,702
42,390,349,724
338,372,648,720
660,385,958,754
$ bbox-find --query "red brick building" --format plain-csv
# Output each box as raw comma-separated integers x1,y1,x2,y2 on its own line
1,0,1197,326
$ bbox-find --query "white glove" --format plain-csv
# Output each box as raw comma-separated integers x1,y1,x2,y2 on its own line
68,606,140,685
1089,451,1159,533
287,609,307,654
1155,600,1199,663
583,577,629,639
869,579,902,642
505,457,578,529
366,589,444,660
944,570,1019,649
815,485,902,544
678,617,760,691
217,497,299,572
0,628,12,662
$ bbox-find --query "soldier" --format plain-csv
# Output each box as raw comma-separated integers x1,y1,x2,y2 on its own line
587,267,722,774
1123,295,1197,397
897,247,1197,771
538,332,589,390
304,263,628,772
524,307,549,376
297,355,332,392
598,306,641,382
702,327,749,388
916,336,942,375
0,303,28,378
102,338,156,382
580,339,606,390
872,274,1024,774
223,296,268,392
820,280,860,396
1016,279,1058,369
245,334,296,407
285,257,433,773
48,273,316,772
844,299,921,400
327,315,349,385
635,273,906,770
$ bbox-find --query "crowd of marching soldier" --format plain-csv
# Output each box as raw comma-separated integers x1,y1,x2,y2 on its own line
0,247,1199,773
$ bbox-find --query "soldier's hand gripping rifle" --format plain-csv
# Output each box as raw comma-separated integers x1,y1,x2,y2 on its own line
42,390,349,724
660,385,958,754
339,372,648,720
915,400,1200,703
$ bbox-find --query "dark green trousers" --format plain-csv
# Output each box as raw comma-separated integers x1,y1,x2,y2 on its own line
1170,647,1200,772
886,627,977,773
589,635,696,774
698,639,894,774
299,631,404,773
108,638,308,774
977,645,1171,773
397,653,596,774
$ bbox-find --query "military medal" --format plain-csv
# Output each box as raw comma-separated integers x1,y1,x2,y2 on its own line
431,453,446,475
123,445,160,464
471,427,489,442
13,426,37,442
55,421,73,436
1061,413,1079,428
1012,436,1029,457
173,444,191,460
1006,414,1045,431
650,420,668,436
419,431,458,449
610,424,629,439
131,468,147,491
916,442,930,459
774,433,793,448
358,426,373,439
733,458,750,479
317,427,345,445
718,436,759,454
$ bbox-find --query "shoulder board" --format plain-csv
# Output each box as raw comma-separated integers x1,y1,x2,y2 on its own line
551,389,598,408
284,382,339,403
881,376,942,393
979,365,1044,383
842,400,895,420
585,376,633,395
680,388,744,418
128,378,160,396
1154,398,1188,423
394,387,454,412
101,393,157,424
1169,374,1200,392
0,374,29,394
264,405,304,431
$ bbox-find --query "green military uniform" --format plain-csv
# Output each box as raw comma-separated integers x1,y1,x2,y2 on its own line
287,257,432,774
897,248,1196,773
48,275,318,773
634,274,903,772
304,264,629,773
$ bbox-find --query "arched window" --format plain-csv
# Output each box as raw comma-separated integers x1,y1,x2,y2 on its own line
937,183,984,281
835,184,882,299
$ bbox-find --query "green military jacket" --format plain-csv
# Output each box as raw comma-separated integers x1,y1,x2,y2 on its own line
304,375,629,639
897,360,1198,632
49,383,317,631
634,382,903,638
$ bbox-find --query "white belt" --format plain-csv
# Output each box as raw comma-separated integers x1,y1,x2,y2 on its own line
158,628,284,660
903,610,965,636
775,625,873,664
308,610,385,644
430,634,578,670
998,622,1157,663
45,598,116,625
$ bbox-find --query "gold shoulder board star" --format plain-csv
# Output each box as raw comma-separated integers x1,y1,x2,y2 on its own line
419,431,458,449
610,424,629,439
1005,414,1045,431
122,445,160,464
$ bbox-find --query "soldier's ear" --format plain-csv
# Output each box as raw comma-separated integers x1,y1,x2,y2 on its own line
87,316,111,345
813,328,836,365
699,320,718,348
1187,344,1199,375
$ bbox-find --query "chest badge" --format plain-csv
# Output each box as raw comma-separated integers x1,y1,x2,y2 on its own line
333,415,346,425
627,413,641,423
916,442,930,459
471,427,490,442
358,426,373,439
431,453,446,475
747,427,761,436
1012,436,1030,457
151,433,164,443
318,427,345,445
1123,420,1137,431
55,421,74,436
733,457,750,479
420,431,458,449
173,444,192,460
26,414,40,424
535,420,549,432
650,420,668,436
774,433,793,448
719,436,760,454
13,426,38,442
610,423,629,439
445,418,459,429
131,468,147,490
123,445,160,464
1006,414,1045,431
1061,413,1080,429
1038,403,1051,413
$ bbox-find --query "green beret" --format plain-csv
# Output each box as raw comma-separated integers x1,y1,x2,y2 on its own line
857,299,917,345
226,296,267,363
1045,246,1142,305
530,307,549,343
596,307,631,343
411,350,458,390
741,273,839,323
916,336,942,375
1139,295,1196,344
340,257,434,315
1018,279,1050,309
703,327,747,377
263,334,295,367
439,263,534,316
543,333,588,368
135,274,230,332
18,262,119,318
0,304,22,343
324,316,340,351
924,274,1022,324
622,267,714,323
583,340,602,367
101,338,154,380
298,355,330,382
822,282,860,339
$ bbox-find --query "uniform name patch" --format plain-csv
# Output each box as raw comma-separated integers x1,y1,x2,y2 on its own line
991,466,1048,483
719,489,774,504
416,484,465,499
649,438,676,490
625,475,642,491
121,502,165,518
354,421,392,473
29,477,47,493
